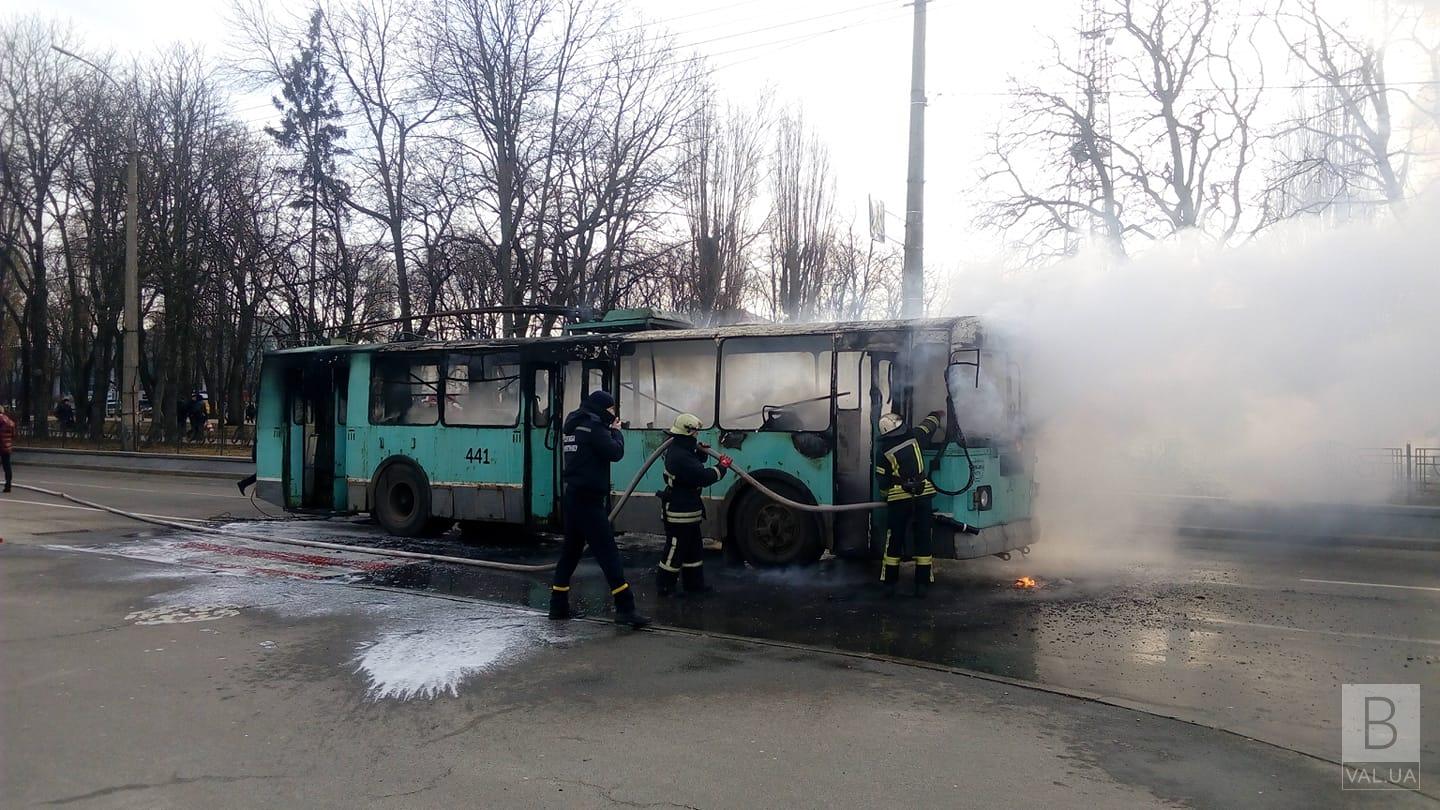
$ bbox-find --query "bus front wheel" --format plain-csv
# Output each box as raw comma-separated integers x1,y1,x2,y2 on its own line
732,484,824,567
374,463,435,537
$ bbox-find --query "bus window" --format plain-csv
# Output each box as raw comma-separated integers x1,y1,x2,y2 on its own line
837,352,862,411
878,359,893,411
719,336,833,431
948,351,1015,445
620,341,717,429
444,352,522,427
369,355,440,425
911,337,950,429
532,367,553,428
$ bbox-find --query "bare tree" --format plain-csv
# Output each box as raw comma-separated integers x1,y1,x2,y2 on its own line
676,93,769,322
318,0,439,335
978,0,1264,260
0,17,81,433
1269,0,1421,220
765,108,836,321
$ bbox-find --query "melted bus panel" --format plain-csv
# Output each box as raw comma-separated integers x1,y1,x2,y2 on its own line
255,315,1035,565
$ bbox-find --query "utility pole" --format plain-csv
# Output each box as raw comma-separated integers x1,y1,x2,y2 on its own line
900,0,927,320
53,46,140,451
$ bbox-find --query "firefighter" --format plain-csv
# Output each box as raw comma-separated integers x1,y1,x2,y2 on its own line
875,410,946,597
550,389,652,628
656,413,732,597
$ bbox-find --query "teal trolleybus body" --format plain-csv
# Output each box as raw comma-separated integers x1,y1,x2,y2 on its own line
255,314,1034,566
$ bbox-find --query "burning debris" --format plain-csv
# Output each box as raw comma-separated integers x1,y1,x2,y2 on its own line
1013,576,1041,590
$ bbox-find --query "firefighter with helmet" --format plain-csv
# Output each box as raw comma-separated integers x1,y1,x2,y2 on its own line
875,409,945,596
656,413,732,596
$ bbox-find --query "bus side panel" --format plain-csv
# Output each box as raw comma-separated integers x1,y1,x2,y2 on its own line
344,353,372,511
930,446,1035,558
255,360,287,507
426,425,526,522
612,429,839,539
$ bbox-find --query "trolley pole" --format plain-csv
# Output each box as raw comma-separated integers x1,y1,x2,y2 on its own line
54,45,140,450
121,136,139,451
900,0,927,320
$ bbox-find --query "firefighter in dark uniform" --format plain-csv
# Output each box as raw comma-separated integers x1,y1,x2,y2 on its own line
656,413,732,597
875,410,945,597
550,389,651,627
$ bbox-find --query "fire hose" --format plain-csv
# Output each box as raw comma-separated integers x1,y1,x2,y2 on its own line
17,434,974,576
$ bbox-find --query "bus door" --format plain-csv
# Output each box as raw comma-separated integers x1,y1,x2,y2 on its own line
555,360,612,522
857,353,896,556
283,355,348,510
525,363,561,524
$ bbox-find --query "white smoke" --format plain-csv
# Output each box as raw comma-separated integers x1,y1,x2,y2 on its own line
948,193,1440,555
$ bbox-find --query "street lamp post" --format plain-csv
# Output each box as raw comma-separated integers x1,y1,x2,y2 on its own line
53,46,139,452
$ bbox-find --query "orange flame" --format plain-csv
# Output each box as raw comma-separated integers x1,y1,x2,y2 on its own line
1013,576,1040,589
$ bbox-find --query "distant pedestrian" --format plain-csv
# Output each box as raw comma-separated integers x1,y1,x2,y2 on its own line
54,397,76,431
188,393,207,441
0,405,15,493
549,389,651,628
244,401,257,424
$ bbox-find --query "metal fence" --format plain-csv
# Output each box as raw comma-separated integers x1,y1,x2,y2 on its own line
14,417,255,458
1363,445,1440,501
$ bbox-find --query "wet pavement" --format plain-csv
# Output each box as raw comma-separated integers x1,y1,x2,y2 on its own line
343,527,1440,768
3,466,1438,805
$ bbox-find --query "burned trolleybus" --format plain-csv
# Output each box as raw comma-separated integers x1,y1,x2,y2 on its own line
255,310,1034,566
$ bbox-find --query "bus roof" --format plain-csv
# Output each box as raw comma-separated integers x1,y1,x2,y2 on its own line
264,315,984,357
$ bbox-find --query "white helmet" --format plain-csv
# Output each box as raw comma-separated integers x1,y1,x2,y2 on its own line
878,413,905,436
669,413,703,436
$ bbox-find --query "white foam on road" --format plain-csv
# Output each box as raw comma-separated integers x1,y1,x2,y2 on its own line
46,535,600,701
353,610,574,700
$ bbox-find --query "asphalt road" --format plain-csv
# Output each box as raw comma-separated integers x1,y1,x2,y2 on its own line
2,465,1437,807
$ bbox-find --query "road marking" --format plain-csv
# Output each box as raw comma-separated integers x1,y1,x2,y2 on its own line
1299,578,1440,594
1193,615,1440,647
22,478,246,499
0,497,207,523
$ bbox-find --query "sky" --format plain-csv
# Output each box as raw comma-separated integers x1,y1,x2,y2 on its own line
12,0,1078,272
11,0,1428,276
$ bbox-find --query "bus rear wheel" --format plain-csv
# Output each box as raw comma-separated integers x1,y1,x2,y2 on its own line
374,463,433,537
732,483,823,567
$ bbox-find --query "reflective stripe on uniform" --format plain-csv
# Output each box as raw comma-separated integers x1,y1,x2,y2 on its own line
664,509,704,524
611,583,630,595
659,540,680,572
551,585,570,592
681,561,703,568
914,556,933,565
880,531,898,578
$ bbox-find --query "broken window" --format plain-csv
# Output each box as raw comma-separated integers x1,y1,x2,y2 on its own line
619,341,717,429
369,354,440,425
719,336,834,431
443,351,522,427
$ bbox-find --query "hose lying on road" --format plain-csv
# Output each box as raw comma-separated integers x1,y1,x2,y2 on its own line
11,482,556,573
16,442,974,575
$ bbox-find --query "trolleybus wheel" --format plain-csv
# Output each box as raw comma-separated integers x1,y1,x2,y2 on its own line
374,462,433,537
733,483,823,567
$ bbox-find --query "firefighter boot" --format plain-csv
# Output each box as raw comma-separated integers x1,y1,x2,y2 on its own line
681,564,714,596
881,564,900,597
548,586,582,620
656,566,679,597
612,585,652,629
914,563,933,598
